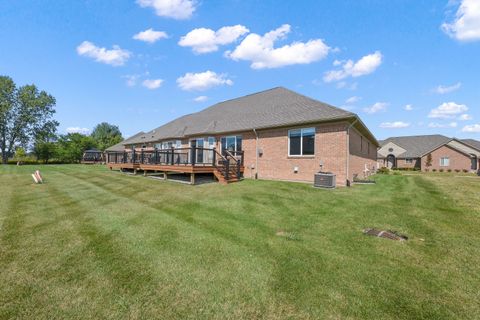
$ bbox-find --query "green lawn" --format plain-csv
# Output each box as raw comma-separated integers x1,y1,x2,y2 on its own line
1,165,479,319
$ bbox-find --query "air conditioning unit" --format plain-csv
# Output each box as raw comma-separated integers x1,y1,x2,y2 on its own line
314,172,336,188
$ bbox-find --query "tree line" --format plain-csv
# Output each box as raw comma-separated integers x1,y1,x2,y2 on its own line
1,76,123,164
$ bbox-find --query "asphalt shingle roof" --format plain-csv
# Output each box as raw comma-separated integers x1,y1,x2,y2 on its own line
380,134,451,158
127,87,360,144
461,139,480,151
105,131,145,152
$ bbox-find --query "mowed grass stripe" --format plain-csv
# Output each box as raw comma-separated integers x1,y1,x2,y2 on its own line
1,165,479,319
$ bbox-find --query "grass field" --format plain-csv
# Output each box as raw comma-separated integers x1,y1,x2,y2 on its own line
1,165,479,319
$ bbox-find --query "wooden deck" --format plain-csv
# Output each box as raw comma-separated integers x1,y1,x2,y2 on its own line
108,162,219,174
106,148,245,184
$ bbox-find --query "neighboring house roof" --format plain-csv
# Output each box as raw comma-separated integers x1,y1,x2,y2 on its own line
461,139,480,151
379,134,451,158
105,131,145,152
126,87,378,146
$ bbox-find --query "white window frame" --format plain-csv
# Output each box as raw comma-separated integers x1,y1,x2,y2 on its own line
288,127,315,157
440,157,450,167
221,135,242,153
406,158,414,164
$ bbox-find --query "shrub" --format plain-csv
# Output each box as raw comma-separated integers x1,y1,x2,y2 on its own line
439,168,444,172
377,167,390,174
463,169,469,173
447,169,452,172
432,169,437,172
455,169,460,173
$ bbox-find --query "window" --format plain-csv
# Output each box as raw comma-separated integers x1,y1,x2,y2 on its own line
221,136,242,155
440,157,450,166
288,128,315,156
175,140,182,148
406,158,413,164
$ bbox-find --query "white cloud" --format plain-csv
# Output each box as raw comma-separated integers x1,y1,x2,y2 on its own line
77,41,131,66
66,127,91,135
428,102,468,118
433,82,462,94
380,121,410,128
193,95,208,102
142,79,164,89
345,96,361,104
226,24,330,69
458,113,473,121
136,0,196,20
404,104,413,111
323,51,383,82
441,0,480,41
177,70,233,91
428,122,458,128
462,123,480,132
133,28,168,43
179,25,249,54
363,102,388,114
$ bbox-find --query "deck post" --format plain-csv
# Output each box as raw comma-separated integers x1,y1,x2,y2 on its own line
225,160,230,180
190,173,195,185
141,150,144,164
123,152,127,163
133,149,136,164
191,147,196,166
164,172,168,180
155,148,158,164
237,159,241,178
171,147,175,165
212,148,216,166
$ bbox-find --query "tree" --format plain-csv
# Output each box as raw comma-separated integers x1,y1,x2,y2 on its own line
33,120,58,164
34,140,57,164
425,153,432,171
56,133,97,163
91,122,123,151
13,147,26,165
0,76,58,164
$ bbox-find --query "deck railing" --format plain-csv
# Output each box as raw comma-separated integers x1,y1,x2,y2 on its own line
106,147,244,168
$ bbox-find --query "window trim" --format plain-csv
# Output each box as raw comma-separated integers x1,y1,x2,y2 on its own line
221,135,242,154
440,157,450,167
288,127,315,157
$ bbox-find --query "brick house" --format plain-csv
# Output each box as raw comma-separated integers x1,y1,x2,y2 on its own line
377,135,480,172
106,87,378,186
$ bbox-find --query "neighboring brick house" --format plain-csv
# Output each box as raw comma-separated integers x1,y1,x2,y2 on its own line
377,135,480,172
106,87,378,186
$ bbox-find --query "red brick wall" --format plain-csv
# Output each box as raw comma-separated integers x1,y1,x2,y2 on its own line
348,127,378,180
421,145,472,171
395,158,421,169
236,122,349,185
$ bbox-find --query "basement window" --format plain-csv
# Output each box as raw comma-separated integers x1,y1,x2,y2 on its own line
440,157,450,166
288,128,315,156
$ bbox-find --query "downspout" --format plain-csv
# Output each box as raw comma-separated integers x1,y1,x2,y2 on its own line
253,128,259,179
346,118,358,186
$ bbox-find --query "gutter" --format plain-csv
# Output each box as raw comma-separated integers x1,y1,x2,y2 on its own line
253,128,259,179
346,118,358,186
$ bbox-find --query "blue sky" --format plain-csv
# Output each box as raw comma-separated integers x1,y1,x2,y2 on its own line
1,0,479,140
